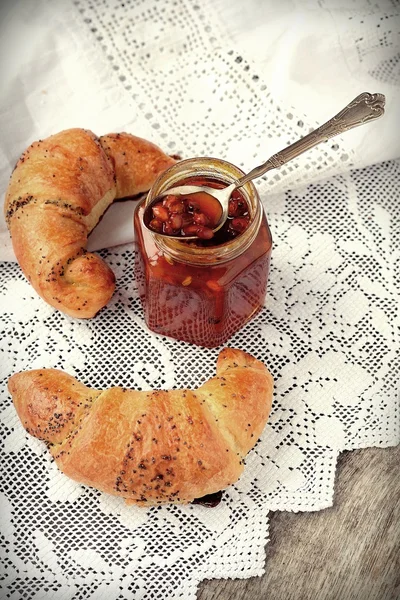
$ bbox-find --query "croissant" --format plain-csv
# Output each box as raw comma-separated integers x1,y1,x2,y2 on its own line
8,348,273,505
4,128,176,318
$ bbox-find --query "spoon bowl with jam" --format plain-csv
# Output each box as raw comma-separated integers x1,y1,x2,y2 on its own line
142,181,250,241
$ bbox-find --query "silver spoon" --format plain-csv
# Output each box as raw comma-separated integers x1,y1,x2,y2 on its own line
143,92,385,239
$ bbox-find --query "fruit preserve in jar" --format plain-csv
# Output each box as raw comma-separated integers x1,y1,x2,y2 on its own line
133,157,272,348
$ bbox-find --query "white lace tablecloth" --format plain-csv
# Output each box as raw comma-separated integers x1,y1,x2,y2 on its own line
0,1,399,599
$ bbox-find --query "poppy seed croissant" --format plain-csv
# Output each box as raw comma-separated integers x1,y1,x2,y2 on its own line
4,128,176,318
8,348,273,505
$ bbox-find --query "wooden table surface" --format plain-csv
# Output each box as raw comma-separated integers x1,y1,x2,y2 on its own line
197,445,400,600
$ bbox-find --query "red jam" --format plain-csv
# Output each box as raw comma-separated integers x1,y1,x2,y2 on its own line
134,175,272,348
146,178,251,242
147,191,222,239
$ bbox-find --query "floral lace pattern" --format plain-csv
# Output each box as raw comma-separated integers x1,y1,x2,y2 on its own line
1,159,398,599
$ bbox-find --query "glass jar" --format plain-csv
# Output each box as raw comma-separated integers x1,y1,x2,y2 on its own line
133,157,272,348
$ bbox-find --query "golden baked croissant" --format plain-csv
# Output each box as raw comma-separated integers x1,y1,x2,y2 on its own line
8,348,273,505
4,128,176,318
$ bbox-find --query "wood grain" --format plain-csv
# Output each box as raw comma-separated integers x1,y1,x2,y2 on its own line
197,446,400,600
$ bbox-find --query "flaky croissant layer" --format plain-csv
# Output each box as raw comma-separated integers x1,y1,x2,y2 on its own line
4,128,177,318
8,348,273,505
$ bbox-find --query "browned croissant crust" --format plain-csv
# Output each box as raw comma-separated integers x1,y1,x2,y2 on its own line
8,348,273,505
4,128,176,318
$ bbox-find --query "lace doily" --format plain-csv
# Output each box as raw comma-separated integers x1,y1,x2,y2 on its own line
1,158,398,599
1,0,399,598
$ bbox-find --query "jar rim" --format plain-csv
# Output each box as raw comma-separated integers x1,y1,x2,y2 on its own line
144,157,265,266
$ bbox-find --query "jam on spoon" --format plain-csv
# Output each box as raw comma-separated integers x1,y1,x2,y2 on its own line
148,189,222,240
144,176,251,243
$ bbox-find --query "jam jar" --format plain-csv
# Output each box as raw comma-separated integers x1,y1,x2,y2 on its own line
133,157,272,348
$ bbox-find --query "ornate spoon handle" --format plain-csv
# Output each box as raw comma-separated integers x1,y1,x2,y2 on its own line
236,92,385,187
